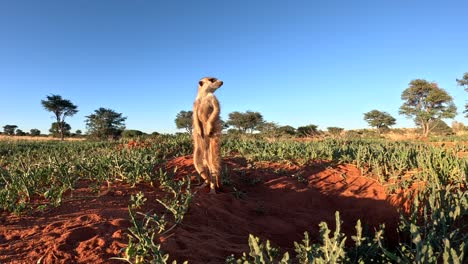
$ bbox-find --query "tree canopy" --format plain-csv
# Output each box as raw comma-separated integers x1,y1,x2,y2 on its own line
257,122,280,137
41,94,78,140
175,110,193,134
456,72,468,90
227,111,264,133
399,79,457,137
15,129,26,136
85,108,127,140
297,124,319,137
122,129,145,138
3,125,17,135
30,129,41,136
456,72,468,117
277,125,296,136
363,110,396,134
327,127,344,137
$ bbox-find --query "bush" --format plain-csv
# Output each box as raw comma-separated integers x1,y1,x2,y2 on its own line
122,130,145,139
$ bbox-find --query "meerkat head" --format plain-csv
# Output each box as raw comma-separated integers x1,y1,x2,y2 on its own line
198,77,223,93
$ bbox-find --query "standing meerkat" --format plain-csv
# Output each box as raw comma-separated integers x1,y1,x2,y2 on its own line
193,77,223,194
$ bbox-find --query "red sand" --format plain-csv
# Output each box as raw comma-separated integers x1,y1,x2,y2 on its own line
0,156,401,263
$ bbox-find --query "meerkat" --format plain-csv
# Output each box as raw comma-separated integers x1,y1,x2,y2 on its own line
192,77,223,194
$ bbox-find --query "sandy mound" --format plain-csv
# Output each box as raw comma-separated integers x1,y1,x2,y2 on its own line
0,156,399,263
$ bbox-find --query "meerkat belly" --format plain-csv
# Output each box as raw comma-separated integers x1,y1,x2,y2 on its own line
197,101,214,123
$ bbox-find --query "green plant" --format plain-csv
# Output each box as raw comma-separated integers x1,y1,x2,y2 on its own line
112,193,175,264
226,234,290,264
114,181,191,264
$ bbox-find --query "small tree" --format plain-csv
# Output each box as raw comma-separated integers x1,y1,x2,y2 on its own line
430,119,454,135
258,122,280,138
49,122,71,138
85,108,127,140
327,127,344,137
399,79,457,137
15,129,26,136
122,129,145,138
456,72,468,117
297,124,319,138
363,110,396,134
3,125,17,135
277,125,296,137
451,121,466,134
76,130,82,136
41,94,78,140
227,111,264,133
30,129,41,136
175,110,193,134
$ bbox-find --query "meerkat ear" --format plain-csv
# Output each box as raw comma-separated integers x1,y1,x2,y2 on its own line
199,80,204,86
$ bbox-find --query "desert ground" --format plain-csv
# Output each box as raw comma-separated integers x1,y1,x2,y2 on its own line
0,155,402,263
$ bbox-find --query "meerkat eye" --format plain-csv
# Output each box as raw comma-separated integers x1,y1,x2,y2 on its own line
209,78,217,83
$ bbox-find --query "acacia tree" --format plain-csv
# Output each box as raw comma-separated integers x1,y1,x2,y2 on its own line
41,94,78,140
85,108,127,140
257,121,280,137
327,127,344,137
456,72,468,117
3,125,17,135
277,125,296,136
49,122,71,138
363,110,396,134
227,111,264,133
297,124,319,137
175,110,193,134
399,79,457,137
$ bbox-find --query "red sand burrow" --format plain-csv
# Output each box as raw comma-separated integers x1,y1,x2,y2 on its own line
161,156,399,263
0,156,400,264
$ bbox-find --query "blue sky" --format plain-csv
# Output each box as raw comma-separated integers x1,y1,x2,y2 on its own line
0,0,467,134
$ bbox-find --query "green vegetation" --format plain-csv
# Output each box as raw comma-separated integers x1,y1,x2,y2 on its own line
113,176,192,264
0,135,192,213
0,135,466,263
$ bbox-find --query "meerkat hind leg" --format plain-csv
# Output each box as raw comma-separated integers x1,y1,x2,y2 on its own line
193,137,211,189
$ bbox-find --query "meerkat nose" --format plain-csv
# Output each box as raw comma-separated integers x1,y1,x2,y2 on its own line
219,81,224,86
